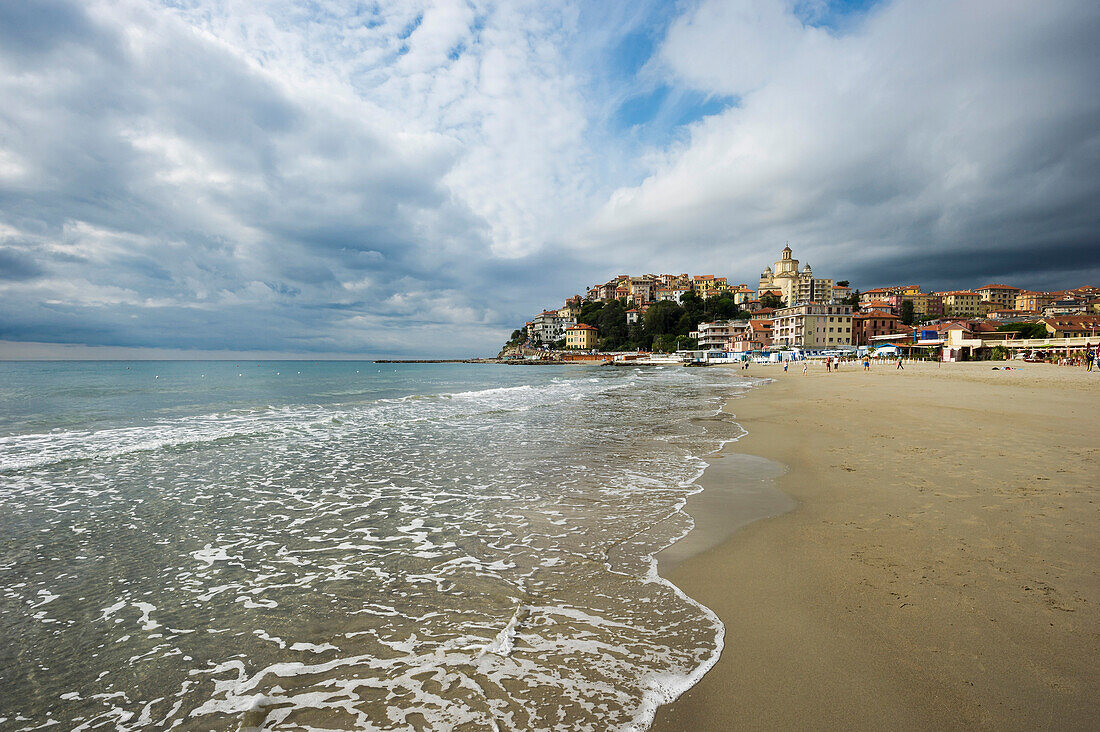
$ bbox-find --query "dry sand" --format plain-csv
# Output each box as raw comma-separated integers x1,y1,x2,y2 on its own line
654,360,1099,730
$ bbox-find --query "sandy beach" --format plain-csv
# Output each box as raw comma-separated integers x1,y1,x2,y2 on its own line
654,360,1100,730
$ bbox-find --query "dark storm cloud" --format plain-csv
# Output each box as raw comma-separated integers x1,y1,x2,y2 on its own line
0,247,43,281
592,0,1100,293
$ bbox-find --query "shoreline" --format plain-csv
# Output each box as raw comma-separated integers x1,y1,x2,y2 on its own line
653,361,1099,729
656,380,794,573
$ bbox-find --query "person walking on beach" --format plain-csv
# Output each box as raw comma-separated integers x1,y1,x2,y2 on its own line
826,357,832,373
896,356,904,370
863,357,870,371
802,362,808,375
783,361,789,372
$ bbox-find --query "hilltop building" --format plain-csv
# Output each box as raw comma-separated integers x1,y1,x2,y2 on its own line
1015,291,1054,312
758,245,835,306
975,284,1021,309
939,291,982,317
520,248,1098,360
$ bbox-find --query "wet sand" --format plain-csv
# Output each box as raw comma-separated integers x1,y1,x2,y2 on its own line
654,361,1100,730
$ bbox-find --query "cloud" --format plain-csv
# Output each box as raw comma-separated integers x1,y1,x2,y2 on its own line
0,0,1097,358
0,247,43,281
587,0,1100,290
0,0,602,356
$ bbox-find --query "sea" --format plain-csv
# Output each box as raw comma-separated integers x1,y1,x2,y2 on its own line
0,361,754,731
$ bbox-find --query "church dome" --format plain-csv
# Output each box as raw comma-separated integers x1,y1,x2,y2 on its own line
763,266,772,274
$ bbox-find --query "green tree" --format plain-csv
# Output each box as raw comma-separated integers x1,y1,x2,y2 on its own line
996,322,1047,339
643,300,685,336
676,312,696,336
837,280,850,287
675,335,698,351
899,300,916,325
678,291,706,332
705,295,742,320
844,289,861,307
596,300,628,349
760,293,784,309
652,334,679,353
578,301,604,327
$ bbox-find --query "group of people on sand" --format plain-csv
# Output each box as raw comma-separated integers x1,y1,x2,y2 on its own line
780,355,911,373
1038,346,1099,369
771,348,1100,371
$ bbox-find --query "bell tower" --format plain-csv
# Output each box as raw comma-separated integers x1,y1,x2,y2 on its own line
775,243,798,275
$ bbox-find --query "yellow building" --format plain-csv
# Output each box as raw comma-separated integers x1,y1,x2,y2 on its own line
941,291,981,316
975,283,1021,309
978,300,1000,315
730,284,756,304
692,275,728,298
905,292,934,318
1015,291,1054,312
565,323,598,349
1039,316,1100,338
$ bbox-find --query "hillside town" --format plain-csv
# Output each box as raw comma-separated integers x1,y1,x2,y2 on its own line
503,245,1100,364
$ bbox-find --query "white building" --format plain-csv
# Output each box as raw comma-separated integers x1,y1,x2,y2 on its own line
527,310,576,343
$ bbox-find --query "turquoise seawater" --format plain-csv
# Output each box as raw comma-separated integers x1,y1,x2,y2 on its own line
0,361,751,730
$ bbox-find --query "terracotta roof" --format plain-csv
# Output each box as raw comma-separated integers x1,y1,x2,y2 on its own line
566,323,598,331
1040,315,1100,328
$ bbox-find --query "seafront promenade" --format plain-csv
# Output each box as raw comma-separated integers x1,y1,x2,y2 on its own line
654,361,1099,730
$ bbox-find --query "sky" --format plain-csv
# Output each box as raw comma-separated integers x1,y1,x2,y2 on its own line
0,0,1098,358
